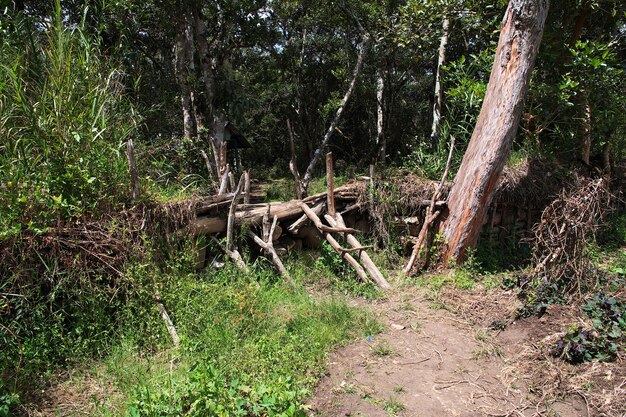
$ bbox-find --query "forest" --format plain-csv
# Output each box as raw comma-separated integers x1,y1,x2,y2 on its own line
0,0,625,415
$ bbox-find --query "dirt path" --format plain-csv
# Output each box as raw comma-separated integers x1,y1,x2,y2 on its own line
308,287,587,417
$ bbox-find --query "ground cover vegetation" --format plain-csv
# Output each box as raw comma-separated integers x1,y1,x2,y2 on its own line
1,0,625,415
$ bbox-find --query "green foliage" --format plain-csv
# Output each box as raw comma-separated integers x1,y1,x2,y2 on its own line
119,260,380,416
316,241,381,299
0,383,19,417
0,4,138,237
554,291,626,364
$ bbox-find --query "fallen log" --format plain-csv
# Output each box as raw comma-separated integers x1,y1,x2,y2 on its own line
192,185,361,235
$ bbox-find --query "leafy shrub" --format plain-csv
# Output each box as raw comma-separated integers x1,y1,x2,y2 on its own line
553,291,625,363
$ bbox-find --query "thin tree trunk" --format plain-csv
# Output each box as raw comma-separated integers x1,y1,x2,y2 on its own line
430,15,450,142
441,0,549,263
174,12,196,140
193,9,216,137
375,68,385,164
576,91,592,165
301,34,370,195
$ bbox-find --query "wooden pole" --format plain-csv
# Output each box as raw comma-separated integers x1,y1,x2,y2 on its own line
243,170,251,205
300,204,370,283
248,215,294,285
326,152,335,216
327,213,391,289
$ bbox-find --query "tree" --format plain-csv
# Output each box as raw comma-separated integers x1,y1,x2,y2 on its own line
440,0,549,263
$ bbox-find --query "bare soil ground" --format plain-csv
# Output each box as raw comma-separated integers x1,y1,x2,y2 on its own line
308,283,623,417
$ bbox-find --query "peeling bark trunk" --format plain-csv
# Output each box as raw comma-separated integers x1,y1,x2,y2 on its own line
301,34,370,195
441,0,549,263
430,15,450,142
174,12,196,140
375,68,385,164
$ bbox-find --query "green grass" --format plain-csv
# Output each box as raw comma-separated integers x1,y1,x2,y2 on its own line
2,248,382,416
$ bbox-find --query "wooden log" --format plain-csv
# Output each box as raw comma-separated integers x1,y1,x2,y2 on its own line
326,152,336,216
327,213,391,289
299,203,359,234
300,207,370,284
192,186,361,235
211,236,248,272
248,216,294,285
156,301,180,347
243,170,251,205
227,175,245,251
287,201,324,234
218,164,230,194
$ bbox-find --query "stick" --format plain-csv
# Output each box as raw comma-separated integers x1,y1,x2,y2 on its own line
218,164,230,194
210,236,248,272
287,119,304,199
227,174,246,251
403,136,455,275
248,215,294,285
154,293,180,347
300,204,370,283
326,152,335,216
243,170,251,205
327,213,391,289
299,203,359,234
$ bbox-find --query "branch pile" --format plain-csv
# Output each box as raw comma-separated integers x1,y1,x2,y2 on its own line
530,177,611,296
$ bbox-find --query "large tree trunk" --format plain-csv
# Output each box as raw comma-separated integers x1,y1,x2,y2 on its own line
174,11,196,140
441,0,549,263
430,15,450,142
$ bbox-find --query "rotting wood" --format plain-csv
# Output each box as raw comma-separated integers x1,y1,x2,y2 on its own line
192,186,361,235
218,164,230,194
287,201,324,234
327,213,391,289
243,170,251,205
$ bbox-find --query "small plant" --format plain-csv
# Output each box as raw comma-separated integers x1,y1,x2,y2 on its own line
553,292,625,363
383,396,406,415
0,383,19,417
371,341,394,357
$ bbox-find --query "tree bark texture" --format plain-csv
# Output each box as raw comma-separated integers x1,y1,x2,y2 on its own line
430,15,450,142
441,0,549,263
